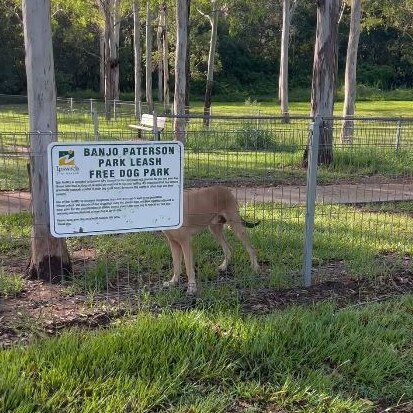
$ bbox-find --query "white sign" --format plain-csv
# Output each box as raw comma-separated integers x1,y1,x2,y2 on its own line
48,141,184,237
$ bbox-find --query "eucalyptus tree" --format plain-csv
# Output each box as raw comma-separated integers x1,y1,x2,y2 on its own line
303,0,341,166
157,3,170,109
278,0,298,122
174,0,189,140
50,0,121,118
98,0,122,119
22,0,71,282
341,0,361,143
145,1,154,111
156,4,164,103
133,0,142,118
197,0,220,126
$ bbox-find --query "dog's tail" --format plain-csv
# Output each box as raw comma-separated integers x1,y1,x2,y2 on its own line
242,218,260,228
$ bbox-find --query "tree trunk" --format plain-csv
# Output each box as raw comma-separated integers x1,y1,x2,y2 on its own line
99,30,105,98
303,0,340,167
22,0,71,282
185,0,191,114
104,8,113,119
145,2,154,112
161,4,170,111
158,4,170,111
112,0,120,101
202,0,219,127
341,0,361,143
101,0,120,119
157,6,164,103
133,0,142,118
174,0,188,141
278,0,290,122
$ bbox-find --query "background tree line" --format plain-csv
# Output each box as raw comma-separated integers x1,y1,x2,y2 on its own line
1,0,413,99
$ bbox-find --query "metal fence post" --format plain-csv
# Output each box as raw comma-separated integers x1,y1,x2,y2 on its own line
70,97,74,112
395,119,402,150
302,116,321,287
90,99,94,119
92,109,99,140
113,99,117,120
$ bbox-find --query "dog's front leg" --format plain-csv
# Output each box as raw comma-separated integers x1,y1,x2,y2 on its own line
163,238,182,288
181,239,197,294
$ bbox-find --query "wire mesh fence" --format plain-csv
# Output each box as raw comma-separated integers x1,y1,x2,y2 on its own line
1,102,413,334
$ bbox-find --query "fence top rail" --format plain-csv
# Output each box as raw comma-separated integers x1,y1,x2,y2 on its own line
167,114,413,122
323,115,413,122
168,114,314,121
2,93,413,123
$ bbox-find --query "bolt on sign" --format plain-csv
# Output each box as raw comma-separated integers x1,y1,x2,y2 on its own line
48,141,184,237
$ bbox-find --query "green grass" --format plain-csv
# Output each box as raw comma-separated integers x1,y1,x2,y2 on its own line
1,99,412,191
2,297,413,412
1,98,412,134
2,194,412,298
188,99,413,117
0,270,24,297
1,146,412,191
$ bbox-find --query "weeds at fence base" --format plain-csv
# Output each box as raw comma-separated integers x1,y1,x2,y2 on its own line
1,255,413,349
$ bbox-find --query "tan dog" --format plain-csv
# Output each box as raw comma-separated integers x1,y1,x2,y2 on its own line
163,186,260,294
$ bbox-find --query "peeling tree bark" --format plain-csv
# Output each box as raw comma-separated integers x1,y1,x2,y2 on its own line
157,6,164,103
22,0,71,282
99,30,106,98
99,0,121,120
185,0,191,114
145,2,154,112
341,0,361,143
174,0,188,141
200,0,219,127
279,0,290,120
133,0,142,118
112,0,120,101
303,0,340,166
278,0,298,123
158,4,170,111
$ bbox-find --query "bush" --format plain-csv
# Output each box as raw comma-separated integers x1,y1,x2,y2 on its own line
235,125,276,151
357,64,397,90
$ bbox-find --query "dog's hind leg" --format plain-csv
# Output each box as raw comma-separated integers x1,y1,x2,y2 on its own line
227,215,260,272
209,223,232,271
163,237,183,288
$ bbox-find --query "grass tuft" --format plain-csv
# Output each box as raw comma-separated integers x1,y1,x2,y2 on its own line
1,298,413,411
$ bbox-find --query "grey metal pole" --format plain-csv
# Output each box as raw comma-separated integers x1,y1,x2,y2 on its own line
395,119,402,150
302,116,321,287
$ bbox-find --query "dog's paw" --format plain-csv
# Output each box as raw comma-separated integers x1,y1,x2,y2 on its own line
218,263,228,272
252,263,260,272
163,280,177,288
186,283,197,295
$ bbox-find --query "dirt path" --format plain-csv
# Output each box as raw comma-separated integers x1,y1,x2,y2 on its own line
2,183,413,214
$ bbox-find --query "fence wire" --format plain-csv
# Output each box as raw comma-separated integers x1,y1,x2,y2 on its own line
1,100,413,336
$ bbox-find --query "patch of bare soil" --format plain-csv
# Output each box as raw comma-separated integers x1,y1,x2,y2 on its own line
187,174,413,189
240,254,413,314
0,279,127,348
1,255,413,350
